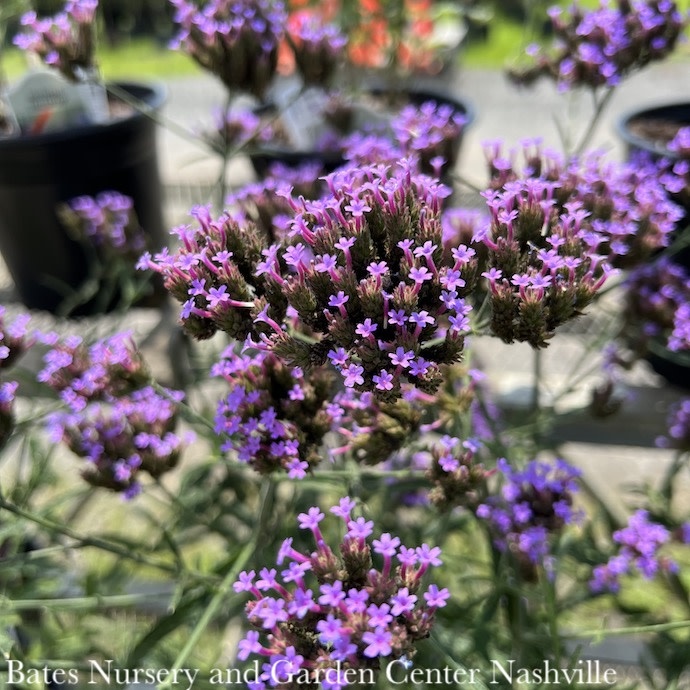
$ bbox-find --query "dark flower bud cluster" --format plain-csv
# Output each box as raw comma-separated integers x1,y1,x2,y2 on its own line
59,191,147,258
286,11,347,87
46,385,193,499
210,107,275,154
624,257,690,354
590,510,679,592
234,498,448,689
37,331,149,410
509,0,686,91
426,435,492,511
212,348,338,478
169,0,287,99
476,459,582,575
226,162,325,241
331,387,424,467
656,397,690,451
14,0,99,81
0,381,18,451
262,160,479,401
138,206,287,341
0,308,32,370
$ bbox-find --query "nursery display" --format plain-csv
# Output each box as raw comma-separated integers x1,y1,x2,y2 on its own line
3,0,690,689
0,1,166,315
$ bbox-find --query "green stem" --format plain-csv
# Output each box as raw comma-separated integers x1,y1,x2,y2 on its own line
0,495,191,578
5,592,171,613
158,478,275,690
572,86,615,157
567,618,690,640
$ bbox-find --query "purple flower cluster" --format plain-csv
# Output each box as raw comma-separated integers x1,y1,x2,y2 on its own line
476,459,582,575
225,162,325,241
47,385,193,498
37,331,148,410
139,206,287,341
261,160,479,400
624,257,690,354
169,0,287,98
235,498,448,689
60,191,147,258
478,142,683,347
669,126,690,155
40,332,191,497
339,100,468,180
392,101,468,177
287,12,347,87
0,308,32,370
212,348,338,477
590,510,677,592
657,398,690,451
510,0,686,91
14,0,99,81
426,435,492,511
0,380,18,450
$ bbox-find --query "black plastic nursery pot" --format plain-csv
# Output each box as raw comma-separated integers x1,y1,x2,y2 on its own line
248,86,475,180
0,81,167,315
616,101,690,160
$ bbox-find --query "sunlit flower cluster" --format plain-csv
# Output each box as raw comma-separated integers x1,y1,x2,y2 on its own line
235,498,448,689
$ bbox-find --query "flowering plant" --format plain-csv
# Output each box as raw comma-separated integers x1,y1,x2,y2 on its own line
5,0,690,688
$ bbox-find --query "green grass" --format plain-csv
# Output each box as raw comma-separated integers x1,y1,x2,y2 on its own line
0,37,201,82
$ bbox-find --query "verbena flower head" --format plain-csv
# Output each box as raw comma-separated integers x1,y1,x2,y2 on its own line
286,10,347,87
426,435,493,511
0,380,19,450
332,386,424,467
235,498,448,688
139,206,288,341
37,332,148,410
263,160,480,401
225,162,325,240
657,397,690,451
212,348,338,477
590,510,677,592
510,0,686,91
14,0,99,81
476,458,582,577
478,141,682,347
169,0,287,98
0,308,32,370
60,192,147,258
47,385,193,499
392,101,468,178
624,257,690,354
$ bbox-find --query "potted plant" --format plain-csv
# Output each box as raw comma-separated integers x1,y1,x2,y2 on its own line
168,0,473,197
0,0,166,315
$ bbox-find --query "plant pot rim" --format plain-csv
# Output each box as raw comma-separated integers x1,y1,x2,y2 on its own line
0,80,166,149
615,99,690,160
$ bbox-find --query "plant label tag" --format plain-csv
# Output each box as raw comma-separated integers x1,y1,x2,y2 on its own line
7,70,91,134
75,80,109,124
